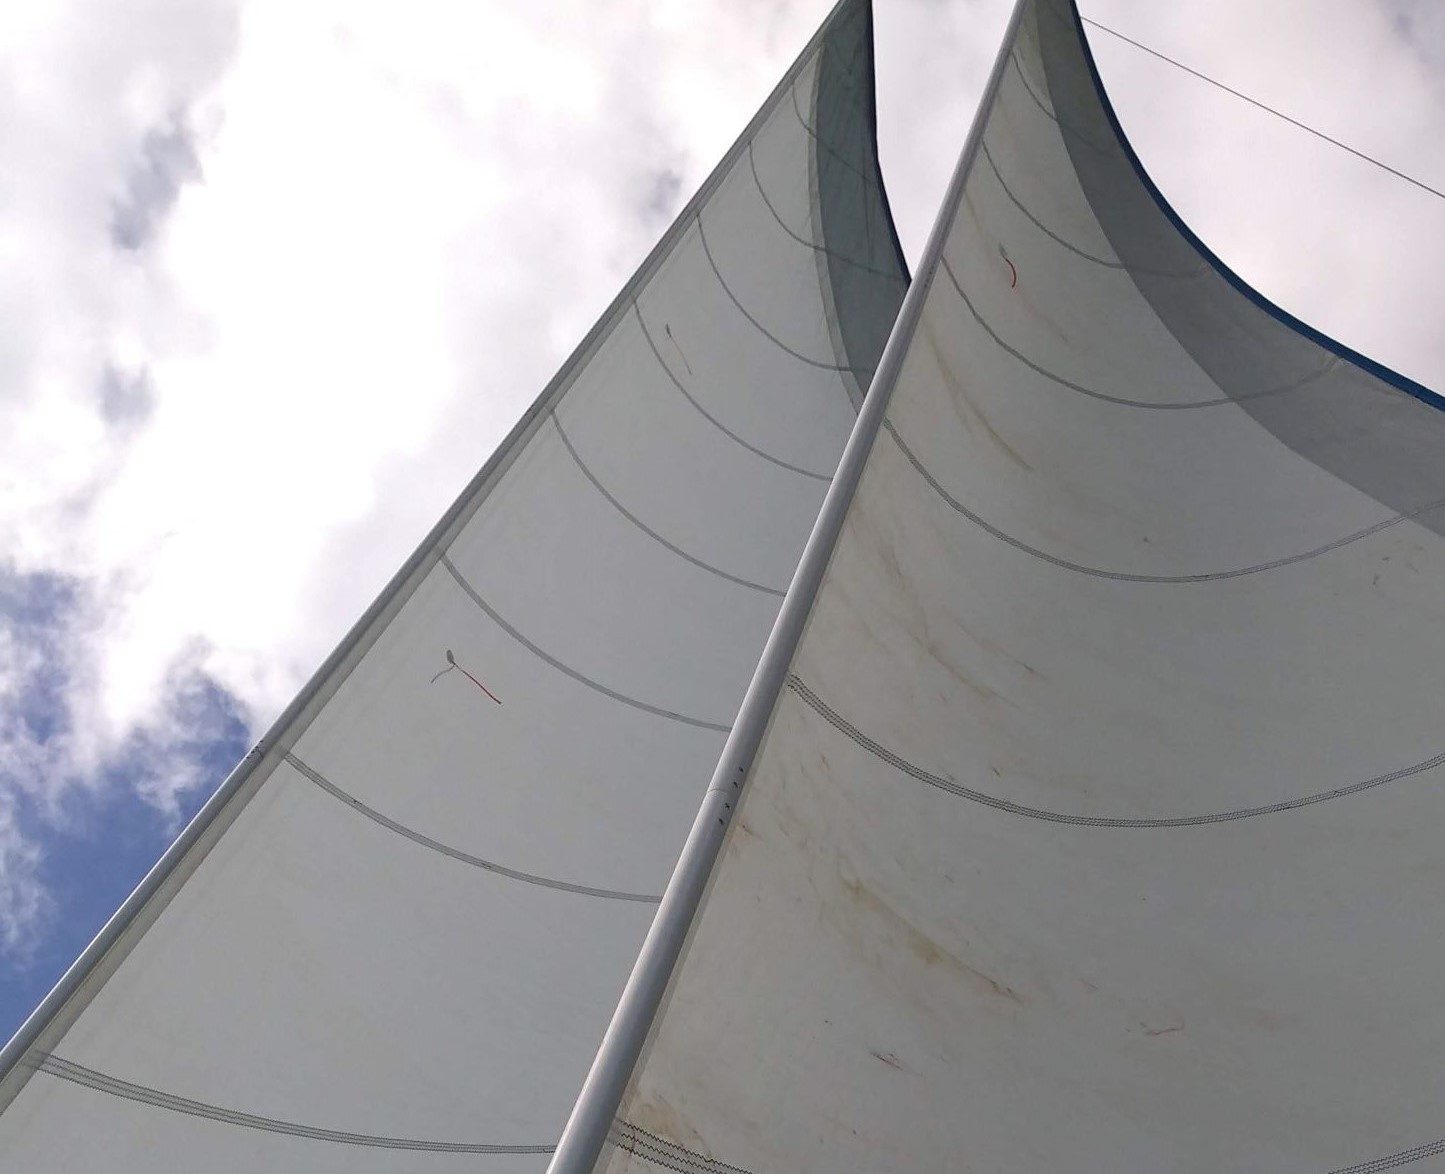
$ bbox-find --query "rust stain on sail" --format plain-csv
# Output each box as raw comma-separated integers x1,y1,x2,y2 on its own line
838,868,1023,1006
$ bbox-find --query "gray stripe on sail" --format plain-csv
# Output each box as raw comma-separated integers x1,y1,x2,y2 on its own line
284,752,662,903
696,214,869,376
1009,49,1116,156
885,420,1445,585
551,413,786,597
747,142,904,283
439,554,732,732
611,1120,758,1174
976,140,1202,280
1329,1136,1445,1174
614,1111,1432,1174
788,675,1445,828
978,139,1125,268
34,1054,554,1154
633,304,834,482
789,67,871,187
940,257,1335,410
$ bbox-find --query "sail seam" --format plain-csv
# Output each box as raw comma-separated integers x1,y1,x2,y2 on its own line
1010,47,1115,155
747,141,904,282
788,674,1445,826
884,419,1445,584
32,1054,555,1153
611,1120,759,1174
616,1145,711,1174
283,752,662,902
789,73,871,187
1329,1135,1445,1174
978,139,1127,269
632,304,835,482
439,554,732,732
550,413,786,597
695,214,871,375
940,256,1336,409
977,137,1202,279
814,14,874,260
604,1119,1445,1174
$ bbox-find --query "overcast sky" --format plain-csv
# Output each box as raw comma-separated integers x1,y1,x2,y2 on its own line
0,0,1440,1038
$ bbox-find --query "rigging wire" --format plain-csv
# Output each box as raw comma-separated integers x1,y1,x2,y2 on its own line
1080,15,1445,203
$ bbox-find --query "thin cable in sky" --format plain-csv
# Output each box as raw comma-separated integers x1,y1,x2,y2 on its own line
1081,15,1445,203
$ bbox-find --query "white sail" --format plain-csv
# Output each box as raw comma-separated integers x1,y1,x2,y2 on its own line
0,2,906,1169
586,2,1445,1171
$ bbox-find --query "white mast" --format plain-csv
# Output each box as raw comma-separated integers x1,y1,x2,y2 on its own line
547,2,1030,1169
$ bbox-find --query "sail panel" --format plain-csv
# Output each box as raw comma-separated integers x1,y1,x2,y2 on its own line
0,2,907,1169
813,3,907,400
1034,3,1445,537
602,3,1445,1172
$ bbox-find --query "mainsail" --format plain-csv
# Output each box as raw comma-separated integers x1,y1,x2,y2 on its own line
563,2,1445,1172
0,1,906,1168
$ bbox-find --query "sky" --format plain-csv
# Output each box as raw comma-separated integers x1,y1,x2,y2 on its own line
0,0,1441,1042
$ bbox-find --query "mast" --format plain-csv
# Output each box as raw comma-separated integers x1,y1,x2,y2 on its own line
546,4,1030,1170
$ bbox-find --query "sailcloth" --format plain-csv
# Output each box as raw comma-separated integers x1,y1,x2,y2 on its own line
597,2,1445,1172
0,2,906,1168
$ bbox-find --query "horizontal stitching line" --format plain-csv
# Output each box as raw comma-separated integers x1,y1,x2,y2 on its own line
977,137,1201,279
1329,1134,1445,1173
939,255,1335,409
788,675,1445,827
884,419,1441,584
612,1120,759,1174
551,412,786,597
284,752,661,902
632,303,835,482
36,1054,554,1153
696,213,871,375
790,70,871,185
1009,48,1116,155
440,554,732,732
747,141,903,283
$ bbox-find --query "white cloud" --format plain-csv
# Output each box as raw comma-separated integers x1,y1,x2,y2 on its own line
0,795,48,959
0,572,76,954
73,0,830,741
